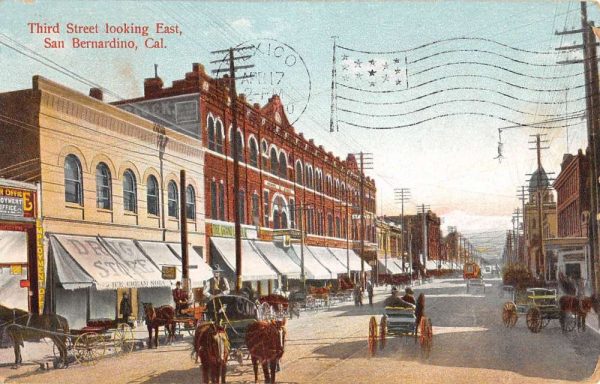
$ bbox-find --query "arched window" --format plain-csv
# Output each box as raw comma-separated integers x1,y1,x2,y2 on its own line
64,154,83,205
207,116,215,151
295,161,303,185
326,175,332,194
272,195,288,229
270,148,278,174
335,217,341,238
229,127,243,161
215,119,224,153
327,214,334,237
248,137,258,167
315,170,322,192
123,170,137,213
306,166,313,189
168,181,178,218
96,163,111,209
278,152,287,179
147,175,159,216
210,181,217,219
186,185,196,220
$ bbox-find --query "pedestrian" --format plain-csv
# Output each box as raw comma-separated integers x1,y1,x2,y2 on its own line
119,292,132,324
172,281,190,315
353,284,361,307
367,280,374,307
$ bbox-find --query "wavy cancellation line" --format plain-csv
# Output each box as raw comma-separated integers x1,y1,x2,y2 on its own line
337,36,561,55
338,111,585,130
408,61,582,80
336,86,589,106
337,99,586,118
337,74,585,94
406,48,578,67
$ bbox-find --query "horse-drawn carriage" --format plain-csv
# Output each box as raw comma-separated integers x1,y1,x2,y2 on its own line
0,304,136,369
367,293,433,358
258,294,299,319
464,262,485,293
501,287,577,333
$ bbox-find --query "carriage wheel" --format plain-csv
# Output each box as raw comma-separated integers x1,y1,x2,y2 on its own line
540,318,551,329
564,313,577,332
368,316,378,356
526,308,542,333
379,316,387,350
74,332,106,366
112,323,135,354
52,335,73,358
502,302,518,328
419,317,433,358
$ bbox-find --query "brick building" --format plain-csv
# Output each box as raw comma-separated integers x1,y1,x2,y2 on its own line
115,63,376,291
547,149,591,288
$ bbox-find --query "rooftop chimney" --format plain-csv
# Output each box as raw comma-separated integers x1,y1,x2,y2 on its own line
89,88,103,101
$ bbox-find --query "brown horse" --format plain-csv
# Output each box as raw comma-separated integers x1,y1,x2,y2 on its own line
246,319,287,384
142,302,175,348
193,322,229,384
0,305,69,368
559,295,594,332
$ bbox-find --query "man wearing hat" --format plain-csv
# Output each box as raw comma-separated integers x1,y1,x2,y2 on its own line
203,264,230,299
173,281,189,315
383,286,415,308
401,287,416,305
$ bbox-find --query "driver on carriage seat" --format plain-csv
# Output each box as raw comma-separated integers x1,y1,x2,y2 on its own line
383,287,415,309
173,281,190,316
203,265,231,300
401,287,416,305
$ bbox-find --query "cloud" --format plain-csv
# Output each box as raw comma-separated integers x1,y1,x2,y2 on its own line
230,18,252,30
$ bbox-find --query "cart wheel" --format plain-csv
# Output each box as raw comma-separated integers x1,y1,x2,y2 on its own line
502,302,518,328
379,316,387,350
419,317,433,358
540,318,551,329
52,336,73,358
526,308,542,333
564,313,577,332
368,316,378,356
74,332,106,366
113,323,135,354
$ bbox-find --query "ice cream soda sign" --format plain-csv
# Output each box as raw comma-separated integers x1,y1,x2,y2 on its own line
0,186,36,220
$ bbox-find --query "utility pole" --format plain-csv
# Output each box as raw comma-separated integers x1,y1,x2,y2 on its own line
555,0,599,294
211,45,254,293
394,188,411,272
513,208,521,264
528,134,551,280
516,186,528,264
180,170,189,291
355,152,373,288
419,204,431,271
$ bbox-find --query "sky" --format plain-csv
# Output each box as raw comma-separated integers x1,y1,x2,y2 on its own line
1,0,598,257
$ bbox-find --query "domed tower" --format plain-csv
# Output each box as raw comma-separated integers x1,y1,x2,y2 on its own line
528,166,554,204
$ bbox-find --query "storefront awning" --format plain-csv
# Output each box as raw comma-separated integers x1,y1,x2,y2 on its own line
253,241,301,279
376,258,403,275
328,247,372,272
53,234,169,290
48,236,94,290
287,245,332,280
211,237,278,281
167,242,214,285
0,231,26,264
306,246,347,275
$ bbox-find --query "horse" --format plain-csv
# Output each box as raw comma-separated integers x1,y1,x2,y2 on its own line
192,322,229,384
415,293,425,335
245,319,287,384
141,302,175,348
0,305,69,368
559,295,595,332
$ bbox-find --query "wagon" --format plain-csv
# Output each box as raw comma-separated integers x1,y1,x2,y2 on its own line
204,294,260,365
169,304,206,337
258,294,299,319
367,295,432,358
52,319,135,366
464,262,485,293
501,287,576,333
